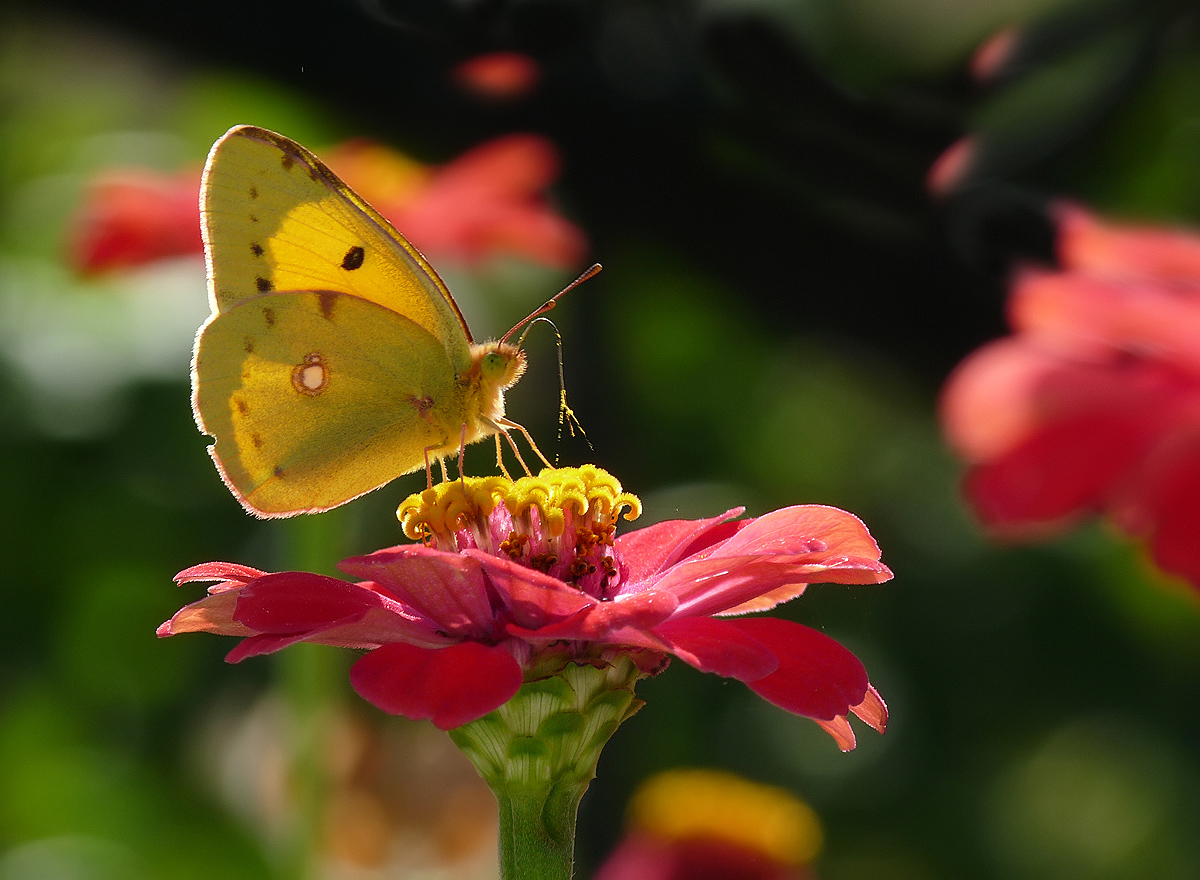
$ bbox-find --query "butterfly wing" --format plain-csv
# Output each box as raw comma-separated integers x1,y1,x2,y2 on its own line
200,125,473,371
194,290,468,516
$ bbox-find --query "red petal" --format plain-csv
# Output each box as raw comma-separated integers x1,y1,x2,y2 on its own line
654,616,778,681
233,572,389,634
462,549,597,627
1119,435,1200,588
964,410,1168,528
340,546,494,638
726,618,870,722
350,641,523,730
614,509,745,584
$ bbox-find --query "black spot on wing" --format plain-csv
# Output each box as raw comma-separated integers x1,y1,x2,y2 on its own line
316,291,338,320
243,337,255,354
251,433,263,449
263,307,275,327
341,246,365,271
249,214,259,223
249,186,258,199
273,465,285,477
281,154,294,172
256,276,273,292
235,398,249,415
250,242,264,257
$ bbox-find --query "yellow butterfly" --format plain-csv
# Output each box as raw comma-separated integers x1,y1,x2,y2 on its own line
193,125,590,518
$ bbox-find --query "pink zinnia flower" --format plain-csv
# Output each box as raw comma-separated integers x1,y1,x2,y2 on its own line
69,134,585,273
942,203,1200,587
160,467,890,749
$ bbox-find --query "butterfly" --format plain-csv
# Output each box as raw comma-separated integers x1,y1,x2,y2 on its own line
193,125,593,518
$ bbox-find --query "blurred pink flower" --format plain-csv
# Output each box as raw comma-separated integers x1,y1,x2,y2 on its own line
160,469,890,747
69,133,585,273
942,203,1200,586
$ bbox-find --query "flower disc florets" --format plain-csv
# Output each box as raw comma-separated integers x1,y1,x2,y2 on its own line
398,465,641,600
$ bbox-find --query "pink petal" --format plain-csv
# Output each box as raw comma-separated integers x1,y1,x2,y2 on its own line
815,715,857,752
712,505,883,563
157,591,254,638
340,546,495,638
654,616,778,681
1113,432,1200,588
504,590,678,647
350,641,523,730
1055,201,1200,282
660,556,891,619
226,633,304,663
614,509,745,585
726,618,871,723
940,338,1071,461
462,549,597,628
851,684,888,733
174,561,265,591
964,409,1170,529
1011,268,1200,374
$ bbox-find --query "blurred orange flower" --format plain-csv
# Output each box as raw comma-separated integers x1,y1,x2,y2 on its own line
942,203,1200,587
452,51,541,101
70,133,585,274
593,769,821,880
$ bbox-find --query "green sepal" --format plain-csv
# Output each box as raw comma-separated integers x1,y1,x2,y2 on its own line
449,656,644,880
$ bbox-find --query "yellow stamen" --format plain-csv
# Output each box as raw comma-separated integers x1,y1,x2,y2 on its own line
398,466,641,542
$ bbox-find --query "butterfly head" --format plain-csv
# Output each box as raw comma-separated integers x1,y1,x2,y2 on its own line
473,341,527,391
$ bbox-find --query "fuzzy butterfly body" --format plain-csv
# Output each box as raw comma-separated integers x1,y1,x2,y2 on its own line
193,125,526,517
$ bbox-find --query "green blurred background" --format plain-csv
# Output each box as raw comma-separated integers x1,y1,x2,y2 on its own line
3,0,1200,878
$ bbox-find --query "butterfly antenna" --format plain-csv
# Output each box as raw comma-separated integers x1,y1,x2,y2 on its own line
500,263,602,346
516,315,593,465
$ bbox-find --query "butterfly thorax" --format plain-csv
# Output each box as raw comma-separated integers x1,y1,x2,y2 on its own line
462,341,527,438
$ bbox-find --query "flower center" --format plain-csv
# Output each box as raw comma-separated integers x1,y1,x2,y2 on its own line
397,465,641,598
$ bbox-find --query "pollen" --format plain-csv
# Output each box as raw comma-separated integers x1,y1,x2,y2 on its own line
397,465,641,542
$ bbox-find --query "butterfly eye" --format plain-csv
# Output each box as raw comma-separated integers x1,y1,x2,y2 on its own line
481,351,508,379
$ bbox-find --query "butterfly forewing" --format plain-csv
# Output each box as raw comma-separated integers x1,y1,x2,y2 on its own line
201,125,473,374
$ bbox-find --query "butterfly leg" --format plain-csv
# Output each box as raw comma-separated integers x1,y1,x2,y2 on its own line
457,423,468,483
499,428,534,476
423,446,434,489
497,416,553,469
493,433,513,480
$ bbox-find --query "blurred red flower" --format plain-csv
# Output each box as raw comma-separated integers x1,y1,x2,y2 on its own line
160,468,890,747
69,168,203,275
942,203,1200,586
70,133,584,273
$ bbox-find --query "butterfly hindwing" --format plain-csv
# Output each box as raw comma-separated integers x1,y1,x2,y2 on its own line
201,125,473,374
194,290,466,516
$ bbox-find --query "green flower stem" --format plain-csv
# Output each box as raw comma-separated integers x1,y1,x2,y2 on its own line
450,656,645,880
495,782,582,880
